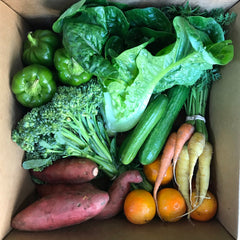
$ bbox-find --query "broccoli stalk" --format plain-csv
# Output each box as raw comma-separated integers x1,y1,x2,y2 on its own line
12,79,118,178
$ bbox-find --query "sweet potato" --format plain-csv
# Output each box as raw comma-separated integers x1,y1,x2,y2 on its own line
36,182,97,197
94,170,143,220
11,189,109,231
30,157,98,184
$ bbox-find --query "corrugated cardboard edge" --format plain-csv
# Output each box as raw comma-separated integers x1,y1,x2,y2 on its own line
0,2,35,240
2,0,240,22
209,2,240,239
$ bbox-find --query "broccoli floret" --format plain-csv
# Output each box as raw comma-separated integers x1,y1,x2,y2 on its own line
12,79,118,178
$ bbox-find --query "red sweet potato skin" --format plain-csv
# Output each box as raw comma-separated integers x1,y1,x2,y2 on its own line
30,158,98,184
94,170,143,220
36,182,97,197
11,189,109,231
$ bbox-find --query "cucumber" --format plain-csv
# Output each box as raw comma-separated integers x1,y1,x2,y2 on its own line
139,85,190,165
120,94,168,165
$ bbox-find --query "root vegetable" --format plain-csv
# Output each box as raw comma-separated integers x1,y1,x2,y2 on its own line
30,157,98,184
188,132,205,202
11,189,109,231
94,170,143,220
175,145,191,217
36,182,97,197
173,123,195,184
195,142,213,205
153,132,177,218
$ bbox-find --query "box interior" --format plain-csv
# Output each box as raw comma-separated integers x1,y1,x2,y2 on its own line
0,0,239,239
209,1,240,238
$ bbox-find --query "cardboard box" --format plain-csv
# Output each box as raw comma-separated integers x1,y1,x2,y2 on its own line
0,0,239,239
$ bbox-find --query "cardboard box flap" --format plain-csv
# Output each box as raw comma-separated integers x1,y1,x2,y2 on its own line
2,0,240,26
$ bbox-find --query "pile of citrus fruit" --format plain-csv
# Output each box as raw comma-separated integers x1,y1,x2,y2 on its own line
123,156,217,225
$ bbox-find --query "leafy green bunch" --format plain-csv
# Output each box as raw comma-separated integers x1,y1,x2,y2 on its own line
51,0,234,134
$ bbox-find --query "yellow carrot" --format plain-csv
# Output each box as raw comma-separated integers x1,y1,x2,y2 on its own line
188,132,205,203
172,123,195,185
196,142,213,205
175,145,191,218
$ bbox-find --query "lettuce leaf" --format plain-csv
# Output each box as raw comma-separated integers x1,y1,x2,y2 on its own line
104,16,233,133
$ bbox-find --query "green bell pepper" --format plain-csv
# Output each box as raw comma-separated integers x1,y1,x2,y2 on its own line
54,48,92,86
11,64,57,108
22,30,60,67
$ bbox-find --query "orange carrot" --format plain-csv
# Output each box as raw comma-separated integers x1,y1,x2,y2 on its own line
173,123,195,185
153,132,177,218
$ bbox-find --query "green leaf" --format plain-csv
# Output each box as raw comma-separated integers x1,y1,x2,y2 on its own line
187,16,225,43
62,6,130,79
112,41,150,85
125,7,172,32
104,35,125,59
52,0,86,33
205,40,234,65
22,158,53,170
126,27,176,54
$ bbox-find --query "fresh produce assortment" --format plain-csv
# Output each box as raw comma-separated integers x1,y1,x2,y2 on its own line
10,0,236,231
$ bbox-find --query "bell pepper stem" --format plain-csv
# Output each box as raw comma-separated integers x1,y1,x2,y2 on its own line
27,32,38,46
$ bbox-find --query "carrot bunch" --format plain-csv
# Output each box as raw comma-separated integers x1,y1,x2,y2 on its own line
153,122,213,219
154,69,220,219
153,123,195,217
175,70,218,216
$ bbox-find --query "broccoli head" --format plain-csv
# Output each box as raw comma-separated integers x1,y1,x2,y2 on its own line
12,79,118,178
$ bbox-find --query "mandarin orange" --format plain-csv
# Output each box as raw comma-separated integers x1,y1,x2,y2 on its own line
157,187,186,222
143,156,173,185
190,190,217,221
124,189,156,224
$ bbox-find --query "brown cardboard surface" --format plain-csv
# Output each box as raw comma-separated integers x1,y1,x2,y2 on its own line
0,2,35,239
2,0,240,24
209,3,240,239
4,216,235,240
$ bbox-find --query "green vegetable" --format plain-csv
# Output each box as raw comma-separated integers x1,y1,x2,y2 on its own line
52,0,128,34
52,1,234,136
138,85,190,165
120,94,168,165
54,48,92,86
11,64,57,108
103,16,233,134
52,0,87,33
62,5,130,79
22,30,60,67
124,7,175,53
11,79,118,178
125,7,172,32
